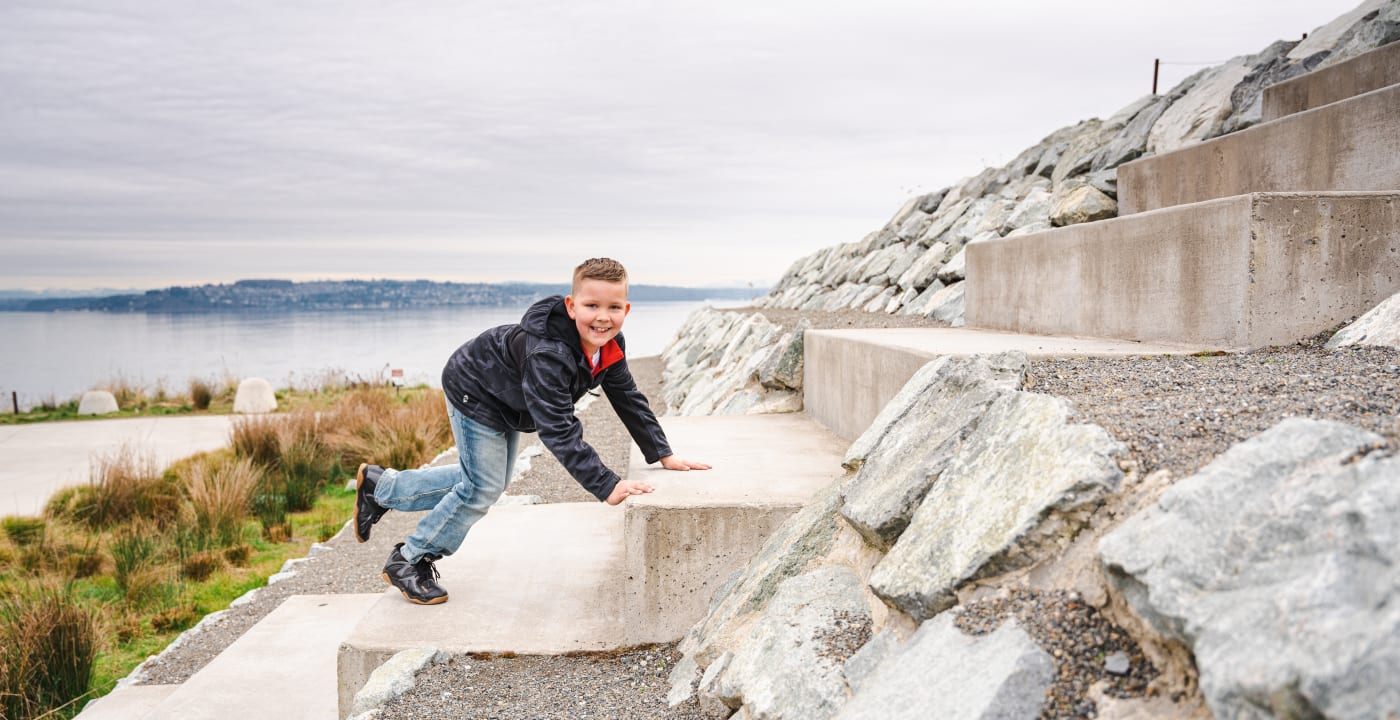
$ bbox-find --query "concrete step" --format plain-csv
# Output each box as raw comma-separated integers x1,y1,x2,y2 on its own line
965,191,1400,350
337,414,845,717
73,684,177,720
1263,40,1400,121
803,328,1199,441
1118,83,1400,214
147,594,381,720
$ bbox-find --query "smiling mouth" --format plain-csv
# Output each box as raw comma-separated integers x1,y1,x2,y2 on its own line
590,325,611,334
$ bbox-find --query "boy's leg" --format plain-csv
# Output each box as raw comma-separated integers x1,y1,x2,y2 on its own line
371,395,484,513
399,404,518,562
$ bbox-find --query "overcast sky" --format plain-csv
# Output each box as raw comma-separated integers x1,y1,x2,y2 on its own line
0,0,1367,290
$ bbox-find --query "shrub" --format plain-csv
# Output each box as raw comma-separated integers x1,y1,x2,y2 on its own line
252,491,291,543
325,389,451,470
184,457,260,547
63,542,104,579
83,444,181,528
230,415,281,467
110,523,159,594
151,605,199,633
1,516,45,548
181,550,223,582
223,544,252,567
189,379,213,410
0,583,98,720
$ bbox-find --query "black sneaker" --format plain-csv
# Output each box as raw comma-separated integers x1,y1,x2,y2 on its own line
382,543,449,605
354,463,389,543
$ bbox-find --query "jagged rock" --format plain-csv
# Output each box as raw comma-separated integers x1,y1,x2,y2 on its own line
1220,40,1308,134
916,199,972,247
834,615,1054,720
1146,60,1251,154
709,567,871,720
1103,93,1158,130
759,320,811,390
1050,119,1113,187
1087,169,1118,198
894,243,948,291
1326,290,1400,349
1099,418,1400,720
841,353,1028,550
926,282,965,327
822,283,862,312
941,197,994,249
77,390,119,415
1004,187,1056,232
896,279,947,316
349,647,442,717
861,287,897,313
846,285,884,311
1091,94,1171,171
886,287,917,315
1033,141,1068,179
1286,0,1394,63
935,241,982,285
918,188,950,213
971,197,1018,238
1005,221,1053,238
894,211,934,242
870,391,1123,620
840,630,899,694
681,479,845,666
1050,186,1117,227
666,653,701,708
233,377,277,413
886,197,924,233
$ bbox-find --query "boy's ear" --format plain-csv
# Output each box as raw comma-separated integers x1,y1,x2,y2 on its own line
564,295,576,319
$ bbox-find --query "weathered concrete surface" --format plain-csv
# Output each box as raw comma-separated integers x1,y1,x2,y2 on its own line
710,567,871,720
804,328,1197,441
338,504,627,716
148,594,380,720
870,392,1123,621
1263,39,1400,121
1100,418,1400,720
835,615,1054,720
1118,84,1400,214
624,414,845,643
74,685,178,720
0,414,237,516
841,353,1027,551
966,192,1400,350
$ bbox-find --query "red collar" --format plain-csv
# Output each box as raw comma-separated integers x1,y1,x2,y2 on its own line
583,338,624,376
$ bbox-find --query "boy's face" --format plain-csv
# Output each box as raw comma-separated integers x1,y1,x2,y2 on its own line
565,278,630,354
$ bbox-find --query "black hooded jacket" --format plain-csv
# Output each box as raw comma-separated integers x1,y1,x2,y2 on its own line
441,295,672,501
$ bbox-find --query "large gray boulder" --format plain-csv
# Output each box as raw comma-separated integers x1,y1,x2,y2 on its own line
1099,418,1400,720
1050,185,1117,227
926,281,966,326
835,615,1054,720
709,567,872,720
870,391,1124,620
1146,60,1251,154
841,353,1028,550
77,390,119,415
233,377,277,414
1091,94,1172,171
1326,290,1400,349
758,319,812,391
680,479,846,667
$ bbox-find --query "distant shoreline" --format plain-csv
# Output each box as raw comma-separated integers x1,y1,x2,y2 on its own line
0,278,765,313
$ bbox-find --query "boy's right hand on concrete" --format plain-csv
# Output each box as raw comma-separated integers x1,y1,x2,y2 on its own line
606,479,654,505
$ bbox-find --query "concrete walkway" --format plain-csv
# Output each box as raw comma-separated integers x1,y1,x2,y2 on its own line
0,415,237,516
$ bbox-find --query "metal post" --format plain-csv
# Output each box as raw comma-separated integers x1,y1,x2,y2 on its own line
11,391,17,415
1152,58,1160,95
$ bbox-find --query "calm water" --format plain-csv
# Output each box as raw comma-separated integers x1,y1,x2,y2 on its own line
0,300,732,409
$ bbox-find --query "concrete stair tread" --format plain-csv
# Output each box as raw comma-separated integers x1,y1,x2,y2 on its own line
147,593,381,720
73,684,177,720
803,326,1202,441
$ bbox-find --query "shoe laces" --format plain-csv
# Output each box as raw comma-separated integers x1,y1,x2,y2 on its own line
415,557,440,582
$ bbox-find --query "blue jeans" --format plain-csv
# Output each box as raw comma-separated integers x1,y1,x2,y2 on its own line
373,395,519,563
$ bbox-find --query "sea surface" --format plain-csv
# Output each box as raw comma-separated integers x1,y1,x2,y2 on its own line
0,300,737,409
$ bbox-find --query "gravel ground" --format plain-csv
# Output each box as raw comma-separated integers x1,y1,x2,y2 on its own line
130,315,1400,718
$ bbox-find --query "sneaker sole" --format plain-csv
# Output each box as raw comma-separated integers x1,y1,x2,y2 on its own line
381,572,449,605
354,463,371,543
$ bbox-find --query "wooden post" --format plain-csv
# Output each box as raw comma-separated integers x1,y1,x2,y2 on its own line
1152,58,1160,95
11,391,17,415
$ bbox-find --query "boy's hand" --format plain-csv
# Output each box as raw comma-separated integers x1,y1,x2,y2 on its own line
606,479,654,505
659,455,711,471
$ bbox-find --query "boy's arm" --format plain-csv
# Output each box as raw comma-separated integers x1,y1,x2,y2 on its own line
521,349,620,502
599,358,673,463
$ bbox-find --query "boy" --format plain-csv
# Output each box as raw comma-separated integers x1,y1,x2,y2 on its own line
353,258,710,605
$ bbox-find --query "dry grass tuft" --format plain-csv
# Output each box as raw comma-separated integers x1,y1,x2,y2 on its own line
326,389,451,470
183,457,261,547
81,444,181,529
0,583,98,720
189,379,213,410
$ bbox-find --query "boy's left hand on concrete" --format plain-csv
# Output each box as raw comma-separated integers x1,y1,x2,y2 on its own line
606,479,654,505
659,455,711,471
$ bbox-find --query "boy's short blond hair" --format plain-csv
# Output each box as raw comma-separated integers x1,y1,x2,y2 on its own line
572,258,629,293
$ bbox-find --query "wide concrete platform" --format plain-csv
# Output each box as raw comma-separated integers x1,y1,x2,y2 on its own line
1117,83,1400,214
149,593,380,720
337,414,845,717
804,327,1199,441
966,191,1400,352
1263,40,1400,121
0,415,237,516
